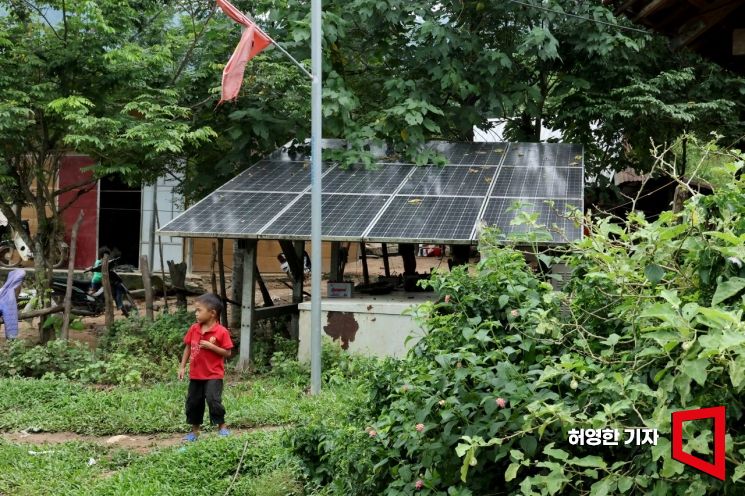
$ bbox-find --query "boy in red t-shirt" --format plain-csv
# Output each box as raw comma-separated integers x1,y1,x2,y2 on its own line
179,293,234,441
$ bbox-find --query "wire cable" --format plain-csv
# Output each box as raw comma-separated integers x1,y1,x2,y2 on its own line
508,0,650,35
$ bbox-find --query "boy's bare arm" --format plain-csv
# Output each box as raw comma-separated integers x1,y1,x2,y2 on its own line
199,340,231,358
178,345,190,380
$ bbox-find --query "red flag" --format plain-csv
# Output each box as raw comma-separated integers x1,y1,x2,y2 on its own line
216,0,272,103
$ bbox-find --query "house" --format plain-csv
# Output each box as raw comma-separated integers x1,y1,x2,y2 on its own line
17,155,349,274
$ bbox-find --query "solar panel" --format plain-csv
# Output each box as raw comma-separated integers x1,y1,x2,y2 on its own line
490,166,583,199
322,164,412,194
503,143,583,168
399,165,498,197
262,194,390,238
161,192,300,236
159,140,584,245
218,160,316,193
426,142,508,165
480,198,582,243
366,196,484,243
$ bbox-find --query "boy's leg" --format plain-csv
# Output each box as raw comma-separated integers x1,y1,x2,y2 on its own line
185,380,206,435
204,379,226,429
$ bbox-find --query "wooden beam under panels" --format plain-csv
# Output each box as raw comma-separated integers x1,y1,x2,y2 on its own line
671,1,741,49
734,28,745,56
633,0,678,22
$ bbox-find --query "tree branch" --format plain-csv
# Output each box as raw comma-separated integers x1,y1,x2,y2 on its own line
19,0,64,41
57,182,97,215
52,176,98,197
171,4,217,85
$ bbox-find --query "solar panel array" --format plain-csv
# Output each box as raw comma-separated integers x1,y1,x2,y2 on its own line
160,141,584,244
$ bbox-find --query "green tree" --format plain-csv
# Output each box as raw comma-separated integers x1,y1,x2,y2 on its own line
0,0,216,339
255,0,744,173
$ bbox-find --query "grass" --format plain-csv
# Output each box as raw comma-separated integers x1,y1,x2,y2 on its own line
0,373,366,495
0,431,305,496
0,375,360,435
0,336,374,495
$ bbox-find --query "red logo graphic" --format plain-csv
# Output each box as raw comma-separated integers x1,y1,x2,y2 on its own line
671,406,726,481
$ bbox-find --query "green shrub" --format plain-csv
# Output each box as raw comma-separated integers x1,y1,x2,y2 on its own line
100,310,193,360
291,156,745,495
0,340,95,378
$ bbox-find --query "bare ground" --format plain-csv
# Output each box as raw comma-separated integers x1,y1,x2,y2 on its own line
0,425,285,453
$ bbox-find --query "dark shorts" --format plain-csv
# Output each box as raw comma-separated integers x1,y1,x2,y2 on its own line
185,379,226,426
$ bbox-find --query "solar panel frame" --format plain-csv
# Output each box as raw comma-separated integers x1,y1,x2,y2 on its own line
489,166,583,199
480,198,583,243
158,141,584,245
159,192,302,238
321,164,413,195
398,165,499,197
218,160,318,193
503,142,583,168
365,196,485,244
260,194,391,240
425,142,509,166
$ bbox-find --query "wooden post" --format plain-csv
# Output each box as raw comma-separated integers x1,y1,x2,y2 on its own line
238,240,257,371
61,211,84,340
360,242,370,284
154,207,169,313
168,260,188,310
290,240,304,341
255,264,273,307
217,238,228,326
230,240,244,330
329,242,340,282
211,241,218,294
381,243,391,277
102,254,114,328
141,255,154,320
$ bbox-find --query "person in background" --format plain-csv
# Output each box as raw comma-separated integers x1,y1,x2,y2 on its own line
0,269,26,339
89,246,111,294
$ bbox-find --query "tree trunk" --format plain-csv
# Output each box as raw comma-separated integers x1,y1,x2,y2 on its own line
167,260,188,310
102,254,114,328
141,255,154,321
35,238,55,344
672,185,690,213
61,211,84,340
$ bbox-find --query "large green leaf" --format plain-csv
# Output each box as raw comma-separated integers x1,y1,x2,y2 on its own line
712,277,745,306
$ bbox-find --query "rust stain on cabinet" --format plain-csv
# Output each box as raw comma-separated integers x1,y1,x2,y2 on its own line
323,311,359,350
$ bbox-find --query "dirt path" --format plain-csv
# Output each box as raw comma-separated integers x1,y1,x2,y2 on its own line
1,426,284,453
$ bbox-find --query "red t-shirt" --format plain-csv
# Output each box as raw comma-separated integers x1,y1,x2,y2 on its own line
183,323,234,379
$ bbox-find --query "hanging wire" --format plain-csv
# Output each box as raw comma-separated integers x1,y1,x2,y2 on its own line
508,0,650,35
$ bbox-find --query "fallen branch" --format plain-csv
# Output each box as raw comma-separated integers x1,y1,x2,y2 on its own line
0,305,64,325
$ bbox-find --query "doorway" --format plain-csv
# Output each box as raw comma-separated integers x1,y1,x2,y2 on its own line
98,177,141,267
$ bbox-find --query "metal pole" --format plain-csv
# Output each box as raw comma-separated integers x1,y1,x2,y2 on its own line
310,0,323,395
148,181,157,270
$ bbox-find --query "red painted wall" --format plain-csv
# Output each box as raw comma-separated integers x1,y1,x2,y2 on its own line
59,156,98,269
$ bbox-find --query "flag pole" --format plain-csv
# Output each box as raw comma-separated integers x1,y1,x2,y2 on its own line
244,16,313,80
309,0,323,395
266,35,313,80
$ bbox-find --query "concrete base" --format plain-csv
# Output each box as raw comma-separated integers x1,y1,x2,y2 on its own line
298,293,431,360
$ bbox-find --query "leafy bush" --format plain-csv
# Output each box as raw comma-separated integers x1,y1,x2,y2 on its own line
100,310,194,361
291,155,745,495
0,339,95,378
0,309,194,385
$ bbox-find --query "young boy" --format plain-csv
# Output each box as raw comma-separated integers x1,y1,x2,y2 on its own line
179,293,234,441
